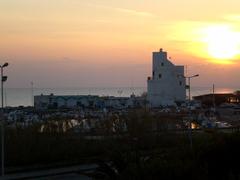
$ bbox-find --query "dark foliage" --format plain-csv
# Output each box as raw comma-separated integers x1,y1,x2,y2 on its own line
3,113,240,179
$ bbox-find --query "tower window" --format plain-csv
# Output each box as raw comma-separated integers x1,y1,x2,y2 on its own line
153,71,155,76
179,81,182,86
161,62,164,66
159,74,162,79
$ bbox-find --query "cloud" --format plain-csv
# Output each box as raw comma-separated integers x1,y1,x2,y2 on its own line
114,7,156,17
87,3,156,18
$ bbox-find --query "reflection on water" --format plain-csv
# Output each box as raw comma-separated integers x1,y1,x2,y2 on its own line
4,86,239,107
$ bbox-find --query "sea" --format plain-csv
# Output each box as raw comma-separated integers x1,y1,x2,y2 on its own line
3,86,239,107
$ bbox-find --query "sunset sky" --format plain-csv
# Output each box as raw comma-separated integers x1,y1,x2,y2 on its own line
0,0,240,88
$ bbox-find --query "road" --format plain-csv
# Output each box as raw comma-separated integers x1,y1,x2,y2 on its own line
0,164,97,180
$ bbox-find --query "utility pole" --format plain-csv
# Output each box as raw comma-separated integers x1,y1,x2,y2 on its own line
213,84,216,112
188,77,191,102
31,82,34,107
4,91,7,108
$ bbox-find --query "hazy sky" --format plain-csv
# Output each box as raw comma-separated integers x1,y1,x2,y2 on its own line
1,0,240,88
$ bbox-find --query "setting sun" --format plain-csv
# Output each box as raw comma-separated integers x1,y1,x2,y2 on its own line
202,25,240,62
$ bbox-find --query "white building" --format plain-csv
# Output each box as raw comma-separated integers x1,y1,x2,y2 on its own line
34,94,145,110
147,49,186,107
34,95,99,109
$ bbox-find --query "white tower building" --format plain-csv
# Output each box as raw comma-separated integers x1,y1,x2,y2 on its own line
147,49,186,107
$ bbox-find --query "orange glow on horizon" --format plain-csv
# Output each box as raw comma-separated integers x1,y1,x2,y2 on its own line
168,22,240,65
201,25,240,63
1,1,240,88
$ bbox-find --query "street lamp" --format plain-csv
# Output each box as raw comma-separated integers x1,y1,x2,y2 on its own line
178,73,199,149
1,62,8,176
185,74,199,102
177,74,199,102
185,74,199,149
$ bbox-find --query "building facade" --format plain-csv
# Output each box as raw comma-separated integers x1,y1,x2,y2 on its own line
34,94,145,110
147,49,186,107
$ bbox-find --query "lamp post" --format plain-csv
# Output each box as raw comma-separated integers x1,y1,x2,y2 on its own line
185,74,199,149
178,73,199,148
1,62,8,176
186,74,199,102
